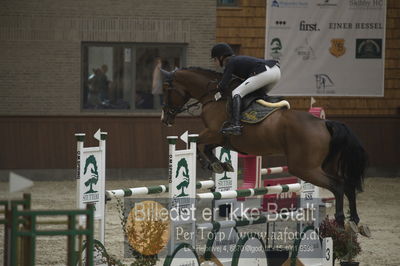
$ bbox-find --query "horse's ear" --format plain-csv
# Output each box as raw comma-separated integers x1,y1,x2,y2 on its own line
160,69,173,81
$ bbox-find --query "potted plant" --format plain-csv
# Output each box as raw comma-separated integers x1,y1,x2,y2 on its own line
319,217,361,266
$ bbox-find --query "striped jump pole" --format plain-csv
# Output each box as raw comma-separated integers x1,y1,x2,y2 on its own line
106,180,215,199
197,183,301,200
261,166,289,175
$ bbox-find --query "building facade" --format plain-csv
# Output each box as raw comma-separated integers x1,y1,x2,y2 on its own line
0,0,398,178
0,0,215,115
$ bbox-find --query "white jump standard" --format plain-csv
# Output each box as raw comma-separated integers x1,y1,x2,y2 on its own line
76,131,332,266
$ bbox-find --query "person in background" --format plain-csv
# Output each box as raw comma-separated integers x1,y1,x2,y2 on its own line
211,43,281,136
98,64,110,103
87,68,102,107
152,56,163,109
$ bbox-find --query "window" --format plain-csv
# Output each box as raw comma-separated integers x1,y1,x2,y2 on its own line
82,43,186,111
217,0,239,7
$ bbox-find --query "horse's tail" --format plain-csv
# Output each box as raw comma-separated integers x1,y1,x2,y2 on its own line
323,120,368,192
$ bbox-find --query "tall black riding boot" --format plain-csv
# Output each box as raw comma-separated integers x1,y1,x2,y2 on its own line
221,95,243,136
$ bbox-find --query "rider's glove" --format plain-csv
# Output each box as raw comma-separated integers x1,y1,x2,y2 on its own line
214,83,223,101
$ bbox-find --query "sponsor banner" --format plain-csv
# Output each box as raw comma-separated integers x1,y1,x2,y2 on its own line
266,0,386,96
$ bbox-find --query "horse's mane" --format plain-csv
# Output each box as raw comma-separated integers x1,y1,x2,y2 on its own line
180,67,222,78
180,67,242,95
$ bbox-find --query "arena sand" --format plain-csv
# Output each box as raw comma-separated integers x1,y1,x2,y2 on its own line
0,177,399,266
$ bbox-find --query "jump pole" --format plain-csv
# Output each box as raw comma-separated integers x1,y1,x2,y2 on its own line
73,131,327,265
105,180,215,199
75,131,216,250
197,183,302,200
74,130,328,265
165,135,330,266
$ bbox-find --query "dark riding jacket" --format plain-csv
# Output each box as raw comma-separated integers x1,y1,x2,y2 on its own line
218,55,279,91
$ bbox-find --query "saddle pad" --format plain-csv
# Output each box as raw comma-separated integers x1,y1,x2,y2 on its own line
240,101,282,124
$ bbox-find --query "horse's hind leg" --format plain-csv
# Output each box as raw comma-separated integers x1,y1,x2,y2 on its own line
344,181,373,237
344,184,360,224
345,184,370,237
291,167,345,227
330,178,345,227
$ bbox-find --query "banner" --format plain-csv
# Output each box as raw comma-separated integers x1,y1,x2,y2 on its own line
266,0,386,96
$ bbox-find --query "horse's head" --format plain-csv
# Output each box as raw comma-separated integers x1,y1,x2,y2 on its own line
160,69,192,126
160,67,222,126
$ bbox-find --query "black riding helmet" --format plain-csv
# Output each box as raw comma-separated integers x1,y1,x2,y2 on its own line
211,43,234,59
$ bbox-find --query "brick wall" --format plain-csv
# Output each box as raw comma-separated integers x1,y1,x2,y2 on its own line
217,0,266,57
0,0,216,115
217,0,400,115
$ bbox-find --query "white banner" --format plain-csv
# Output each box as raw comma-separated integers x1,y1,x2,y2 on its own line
266,0,386,96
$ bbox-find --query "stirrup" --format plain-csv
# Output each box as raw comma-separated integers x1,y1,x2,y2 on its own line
221,125,242,136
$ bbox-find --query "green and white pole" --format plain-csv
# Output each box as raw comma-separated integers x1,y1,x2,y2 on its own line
197,183,302,200
105,180,215,199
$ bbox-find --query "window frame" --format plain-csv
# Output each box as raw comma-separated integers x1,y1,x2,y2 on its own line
81,42,187,114
217,0,239,7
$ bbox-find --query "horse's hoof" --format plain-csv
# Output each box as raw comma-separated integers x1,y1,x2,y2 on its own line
221,162,234,172
358,224,371,238
345,221,358,234
210,162,224,174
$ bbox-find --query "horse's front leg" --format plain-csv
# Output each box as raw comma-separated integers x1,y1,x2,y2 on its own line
196,128,223,173
197,129,233,173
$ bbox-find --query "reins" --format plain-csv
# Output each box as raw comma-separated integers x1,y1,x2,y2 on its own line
165,78,223,115
196,80,222,106
164,69,242,116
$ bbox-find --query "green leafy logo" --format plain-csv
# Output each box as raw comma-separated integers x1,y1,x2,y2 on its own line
175,158,189,197
219,148,232,180
83,155,98,194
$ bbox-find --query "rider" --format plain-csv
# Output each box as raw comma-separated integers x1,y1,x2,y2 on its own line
211,43,281,136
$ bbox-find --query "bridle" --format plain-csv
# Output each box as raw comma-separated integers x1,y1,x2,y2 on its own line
164,87,189,117
163,71,190,117
163,71,221,117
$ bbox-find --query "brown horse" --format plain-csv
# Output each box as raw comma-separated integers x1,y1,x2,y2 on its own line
160,67,368,228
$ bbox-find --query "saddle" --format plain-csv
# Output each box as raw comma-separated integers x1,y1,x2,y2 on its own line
229,89,290,124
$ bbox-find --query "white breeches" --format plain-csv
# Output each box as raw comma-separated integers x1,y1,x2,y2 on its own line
232,65,281,97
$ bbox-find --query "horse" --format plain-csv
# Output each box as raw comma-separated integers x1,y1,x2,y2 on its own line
160,67,368,229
